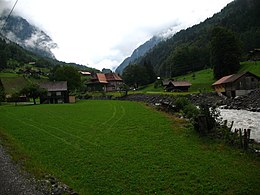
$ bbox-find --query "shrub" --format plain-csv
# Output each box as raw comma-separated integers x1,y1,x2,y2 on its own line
183,104,200,119
175,97,191,111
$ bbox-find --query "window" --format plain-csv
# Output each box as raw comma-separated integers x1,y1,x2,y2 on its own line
56,91,61,96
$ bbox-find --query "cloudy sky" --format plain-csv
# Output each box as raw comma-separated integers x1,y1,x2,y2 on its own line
2,0,233,70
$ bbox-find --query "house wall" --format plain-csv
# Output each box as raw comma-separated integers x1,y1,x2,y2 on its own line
106,81,123,92
225,74,259,97
41,91,68,104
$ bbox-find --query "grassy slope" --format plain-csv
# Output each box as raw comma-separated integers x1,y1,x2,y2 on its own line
239,61,260,76
140,61,260,93
0,76,29,95
0,101,259,194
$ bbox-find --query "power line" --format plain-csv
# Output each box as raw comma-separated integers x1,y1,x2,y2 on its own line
0,0,19,33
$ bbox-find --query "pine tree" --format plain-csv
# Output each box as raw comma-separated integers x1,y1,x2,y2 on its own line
210,27,241,79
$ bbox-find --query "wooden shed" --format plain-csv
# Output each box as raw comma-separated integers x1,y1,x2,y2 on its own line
40,81,69,104
212,72,260,97
165,81,192,92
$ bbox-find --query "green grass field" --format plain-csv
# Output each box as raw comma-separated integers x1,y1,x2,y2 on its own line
0,101,259,194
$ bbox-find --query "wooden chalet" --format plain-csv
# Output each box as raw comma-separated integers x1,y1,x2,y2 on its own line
212,72,260,97
40,81,69,104
87,73,123,92
164,80,192,92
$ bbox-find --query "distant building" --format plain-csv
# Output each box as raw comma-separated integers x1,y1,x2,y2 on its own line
164,80,192,92
87,73,123,92
40,81,69,104
102,68,112,74
212,72,260,97
79,71,91,76
249,48,260,61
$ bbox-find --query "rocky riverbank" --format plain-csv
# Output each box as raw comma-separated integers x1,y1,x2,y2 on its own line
120,89,260,112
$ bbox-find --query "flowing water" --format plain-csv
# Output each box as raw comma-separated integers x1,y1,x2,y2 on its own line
218,109,260,143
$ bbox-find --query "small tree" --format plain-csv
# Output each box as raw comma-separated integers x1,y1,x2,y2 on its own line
20,83,46,105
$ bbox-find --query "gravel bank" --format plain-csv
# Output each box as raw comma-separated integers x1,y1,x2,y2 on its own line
0,144,43,195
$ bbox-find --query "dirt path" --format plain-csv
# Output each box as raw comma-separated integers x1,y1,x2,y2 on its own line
0,144,43,195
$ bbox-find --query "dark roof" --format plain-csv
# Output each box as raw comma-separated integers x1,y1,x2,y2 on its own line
212,72,260,86
162,79,172,86
40,81,68,91
171,81,192,87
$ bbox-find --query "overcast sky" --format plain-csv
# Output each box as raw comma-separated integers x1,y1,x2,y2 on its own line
2,0,233,70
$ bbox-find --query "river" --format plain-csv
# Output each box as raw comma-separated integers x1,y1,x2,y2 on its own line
218,109,260,143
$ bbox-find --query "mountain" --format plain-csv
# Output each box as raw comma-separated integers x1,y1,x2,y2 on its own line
118,0,260,78
115,27,179,74
0,13,57,59
116,36,162,74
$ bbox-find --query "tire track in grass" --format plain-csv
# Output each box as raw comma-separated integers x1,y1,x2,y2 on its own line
105,105,126,133
2,111,98,150
6,115,81,150
38,102,117,136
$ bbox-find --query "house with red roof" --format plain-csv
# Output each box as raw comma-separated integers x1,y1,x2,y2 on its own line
212,72,260,97
87,73,123,92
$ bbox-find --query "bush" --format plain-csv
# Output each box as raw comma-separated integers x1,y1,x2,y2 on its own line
183,104,200,119
175,97,191,111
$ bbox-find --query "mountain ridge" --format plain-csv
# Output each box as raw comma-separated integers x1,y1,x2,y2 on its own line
0,13,57,59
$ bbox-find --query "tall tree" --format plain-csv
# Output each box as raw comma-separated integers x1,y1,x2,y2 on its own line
210,27,241,79
122,64,149,88
143,60,156,83
49,65,81,91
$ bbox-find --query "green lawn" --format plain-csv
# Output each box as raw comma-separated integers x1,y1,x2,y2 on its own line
240,61,260,77
0,101,259,194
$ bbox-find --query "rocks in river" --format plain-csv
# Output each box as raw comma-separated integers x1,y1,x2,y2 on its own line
224,89,260,111
120,89,260,112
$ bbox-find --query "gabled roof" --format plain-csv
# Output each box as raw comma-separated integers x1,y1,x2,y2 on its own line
90,73,122,84
212,72,260,86
105,73,123,81
40,81,67,91
212,74,234,86
171,81,192,87
96,73,108,83
162,79,171,86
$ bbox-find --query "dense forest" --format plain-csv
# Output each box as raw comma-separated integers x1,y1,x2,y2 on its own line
132,0,260,78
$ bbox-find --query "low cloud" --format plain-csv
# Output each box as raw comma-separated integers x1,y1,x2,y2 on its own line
0,0,11,15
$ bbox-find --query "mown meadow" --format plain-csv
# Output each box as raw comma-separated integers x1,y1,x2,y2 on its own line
0,100,259,194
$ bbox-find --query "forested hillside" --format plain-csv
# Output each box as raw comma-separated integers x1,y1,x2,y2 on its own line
0,37,98,72
134,0,260,78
